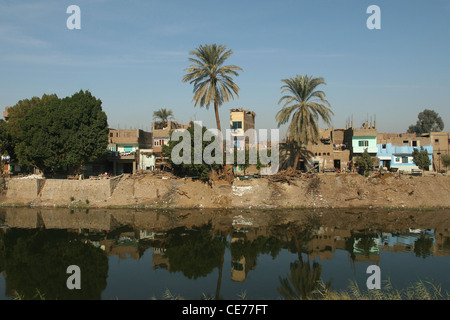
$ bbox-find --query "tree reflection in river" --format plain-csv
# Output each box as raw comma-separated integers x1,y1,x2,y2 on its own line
277,213,331,300
0,207,449,300
0,228,108,299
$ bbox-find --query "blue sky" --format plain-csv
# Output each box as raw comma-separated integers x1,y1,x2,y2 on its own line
1,0,449,136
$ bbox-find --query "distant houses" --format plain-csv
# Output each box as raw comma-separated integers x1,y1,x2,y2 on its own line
106,121,190,175
1,104,449,177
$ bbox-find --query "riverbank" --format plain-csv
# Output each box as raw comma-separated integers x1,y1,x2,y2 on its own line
1,172,449,209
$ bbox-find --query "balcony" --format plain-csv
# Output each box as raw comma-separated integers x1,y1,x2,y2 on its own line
108,151,136,160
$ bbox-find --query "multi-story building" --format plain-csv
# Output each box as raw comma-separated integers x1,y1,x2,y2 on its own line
304,127,351,172
230,108,256,150
422,132,450,172
152,121,189,153
229,108,256,174
151,121,190,169
107,129,153,174
348,124,378,157
377,133,433,172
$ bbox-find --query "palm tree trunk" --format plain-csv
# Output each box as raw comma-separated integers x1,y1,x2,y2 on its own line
292,149,300,170
215,246,225,300
214,97,232,178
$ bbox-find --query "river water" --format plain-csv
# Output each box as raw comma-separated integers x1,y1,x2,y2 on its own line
0,207,449,300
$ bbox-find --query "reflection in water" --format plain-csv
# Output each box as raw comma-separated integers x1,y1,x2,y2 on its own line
0,207,449,299
0,229,108,299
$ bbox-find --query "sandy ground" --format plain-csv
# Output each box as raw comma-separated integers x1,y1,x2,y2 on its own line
8,171,446,209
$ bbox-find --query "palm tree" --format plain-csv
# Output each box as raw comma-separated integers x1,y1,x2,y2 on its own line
275,75,334,169
153,108,174,128
182,44,242,137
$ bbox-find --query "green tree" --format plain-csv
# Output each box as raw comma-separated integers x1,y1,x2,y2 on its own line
354,149,374,175
163,123,223,181
153,108,174,127
412,147,431,176
3,94,58,166
59,90,109,170
232,147,267,175
275,75,334,169
13,90,108,173
182,43,242,144
407,109,444,135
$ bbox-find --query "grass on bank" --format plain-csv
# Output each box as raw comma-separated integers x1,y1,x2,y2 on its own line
151,279,449,300
11,280,449,300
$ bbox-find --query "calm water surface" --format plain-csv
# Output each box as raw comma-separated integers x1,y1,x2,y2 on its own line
0,207,449,300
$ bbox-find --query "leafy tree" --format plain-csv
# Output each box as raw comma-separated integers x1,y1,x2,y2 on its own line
3,94,58,165
153,108,174,127
407,109,444,135
354,149,374,175
13,90,108,173
232,147,267,175
163,123,223,181
59,90,109,170
275,75,334,169
412,146,431,175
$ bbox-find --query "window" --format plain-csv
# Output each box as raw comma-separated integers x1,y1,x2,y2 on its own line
358,140,369,147
412,141,417,147
402,157,408,163
382,144,386,149
231,121,242,130
110,132,114,137
395,157,401,163
403,140,409,145
435,139,439,144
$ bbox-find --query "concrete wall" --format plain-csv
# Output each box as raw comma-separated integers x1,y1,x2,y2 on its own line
6,178,46,202
5,178,115,205
39,179,112,203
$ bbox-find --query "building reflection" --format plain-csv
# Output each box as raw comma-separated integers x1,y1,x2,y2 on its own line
1,207,450,299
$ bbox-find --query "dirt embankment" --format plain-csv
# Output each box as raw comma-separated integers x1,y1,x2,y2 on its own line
2,172,450,209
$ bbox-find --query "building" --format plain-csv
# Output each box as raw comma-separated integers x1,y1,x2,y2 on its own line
422,132,450,172
152,121,190,169
348,123,378,158
3,107,10,121
229,108,257,174
107,129,153,174
304,127,351,172
377,133,433,172
229,108,256,150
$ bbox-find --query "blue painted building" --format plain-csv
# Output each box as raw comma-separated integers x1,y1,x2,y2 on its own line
376,143,433,172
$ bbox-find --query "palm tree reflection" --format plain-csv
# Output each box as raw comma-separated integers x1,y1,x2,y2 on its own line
278,214,331,300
